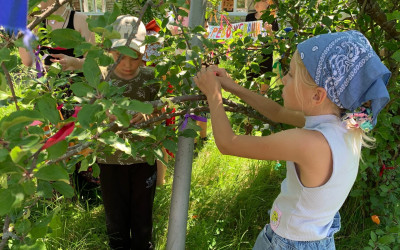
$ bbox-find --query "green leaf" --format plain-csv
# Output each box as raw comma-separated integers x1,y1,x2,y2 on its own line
125,99,153,114
19,240,46,250
107,2,121,25
98,132,131,155
387,10,400,21
35,164,69,183
77,104,103,129
49,214,63,238
46,140,68,160
52,181,75,198
36,96,60,124
28,0,42,10
115,46,138,59
70,82,94,97
104,29,122,39
177,41,187,50
0,90,9,100
163,139,177,154
0,47,11,63
20,135,41,149
30,213,54,240
0,174,7,189
145,35,159,44
0,189,15,216
10,146,25,163
391,49,400,62
388,226,400,233
321,16,333,27
97,81,110,95
49,28,85,49
79,158,89,172
83,58,101,87
92,163,100,178
37,180,53,198
47,14,65,22
392,116,400,125
0,110,43,136
15,219,32,235
110,106,130,128
22,179,36,196
181,129,197,138
371,231,377,242
0,148,8,162
378,235,395,244
128,129,156,140
0,73,7,91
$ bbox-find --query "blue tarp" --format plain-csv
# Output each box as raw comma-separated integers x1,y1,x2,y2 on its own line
0,0,28,32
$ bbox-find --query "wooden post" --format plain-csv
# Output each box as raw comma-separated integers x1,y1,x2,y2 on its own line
166,1,207,250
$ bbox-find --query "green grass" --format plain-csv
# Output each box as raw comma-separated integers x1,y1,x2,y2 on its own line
42,202,109,250
153,138,282,249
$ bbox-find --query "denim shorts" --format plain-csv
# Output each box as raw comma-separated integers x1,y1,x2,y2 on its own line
253,212,341,250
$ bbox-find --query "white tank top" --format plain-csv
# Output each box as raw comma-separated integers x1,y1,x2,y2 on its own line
270,115,360,241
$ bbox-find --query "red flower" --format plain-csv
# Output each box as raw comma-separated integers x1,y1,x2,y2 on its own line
57,104,64,110
41,122,75,150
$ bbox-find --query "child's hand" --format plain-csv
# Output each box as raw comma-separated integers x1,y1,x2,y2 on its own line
194,68,221,98
130,113,148,124
50,54,83,70
207,65,229,78
206,65,237,93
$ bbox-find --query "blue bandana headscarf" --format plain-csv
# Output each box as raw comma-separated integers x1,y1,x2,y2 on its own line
297,30,391,126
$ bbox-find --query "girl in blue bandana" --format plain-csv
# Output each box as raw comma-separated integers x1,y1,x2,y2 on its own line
194,31,391,249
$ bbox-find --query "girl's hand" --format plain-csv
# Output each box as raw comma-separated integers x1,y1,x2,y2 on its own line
130,113,148,124
206,65,237,93
194,68,221,98
207,65,229,78
50,54,83,70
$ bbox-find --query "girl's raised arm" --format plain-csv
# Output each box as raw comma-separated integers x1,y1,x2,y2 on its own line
208,65,305,127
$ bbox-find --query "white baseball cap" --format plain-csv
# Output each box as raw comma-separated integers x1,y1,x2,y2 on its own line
111,15,146,54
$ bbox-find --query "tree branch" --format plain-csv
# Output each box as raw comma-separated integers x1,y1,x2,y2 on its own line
356,0,400,41
26,0,70,32
1,63,19,111
46,141,93,165
0,215,19,250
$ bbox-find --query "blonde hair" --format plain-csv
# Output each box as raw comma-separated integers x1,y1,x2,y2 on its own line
291,50,375,159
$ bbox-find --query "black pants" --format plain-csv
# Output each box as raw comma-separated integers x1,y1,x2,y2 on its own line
99,162,157,250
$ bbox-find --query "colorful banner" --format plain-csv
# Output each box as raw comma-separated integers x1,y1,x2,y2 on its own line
207,21,267,40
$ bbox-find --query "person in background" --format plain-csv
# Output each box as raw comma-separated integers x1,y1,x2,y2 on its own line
246,0,279,95
194,30,390,249
98,15,160,250
19,0,94,71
